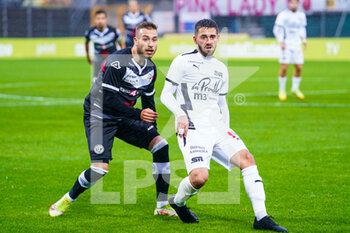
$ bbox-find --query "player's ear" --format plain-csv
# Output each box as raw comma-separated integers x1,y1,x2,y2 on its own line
217,34,220,41
193,35,198,45
133,36,137,45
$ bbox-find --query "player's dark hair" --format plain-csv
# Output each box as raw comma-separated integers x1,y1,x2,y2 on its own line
95,9,107,17
136,21,158,32
194,19,218,35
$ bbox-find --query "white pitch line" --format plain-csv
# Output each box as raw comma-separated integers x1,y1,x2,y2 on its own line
0,93,81,102
0,81,86,89
231,102,350,108
228,89,349,97
0,101,83,107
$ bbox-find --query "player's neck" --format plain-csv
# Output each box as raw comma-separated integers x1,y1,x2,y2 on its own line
97,25,107,32
198,49,213,59
131,46,146,66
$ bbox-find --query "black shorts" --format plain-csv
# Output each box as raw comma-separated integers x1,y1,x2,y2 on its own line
84,113,159,163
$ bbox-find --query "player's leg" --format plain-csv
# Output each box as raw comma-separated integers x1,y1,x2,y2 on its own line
49,115,116,217
230,150,287,232
148,135,176,216
213,129,287,232
291,63,304,99
278,63,288,101
114,119,176,216
169,129,213,223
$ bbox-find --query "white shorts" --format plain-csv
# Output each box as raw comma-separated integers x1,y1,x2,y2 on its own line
177,126,248,174
279,47,304,64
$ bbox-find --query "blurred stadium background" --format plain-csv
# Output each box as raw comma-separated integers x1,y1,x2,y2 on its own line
0,0,349,60
1,0,349,232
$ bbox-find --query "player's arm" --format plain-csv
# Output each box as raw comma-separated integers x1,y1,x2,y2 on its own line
218,95,230,129
84,30,92,65
218,66,230,129
273,14,286,50
160,80,188,138
300,14,307,49
161,56,188,137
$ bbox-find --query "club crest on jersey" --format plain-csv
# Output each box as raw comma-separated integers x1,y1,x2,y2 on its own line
214,70,223,78
93,144,104,154
111,61,121,70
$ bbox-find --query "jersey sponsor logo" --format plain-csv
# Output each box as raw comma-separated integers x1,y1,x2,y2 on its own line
122,68,154,89
192,77,224,95
193,93,207,100
189,146,208,154
129,90,137,96
188,60,203,64
191,156,204,164
111,61,121,69
119,86,139,96
93,144,105,154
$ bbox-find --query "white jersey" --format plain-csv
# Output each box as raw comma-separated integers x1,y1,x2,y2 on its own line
166,50,229,128
274,9,307,49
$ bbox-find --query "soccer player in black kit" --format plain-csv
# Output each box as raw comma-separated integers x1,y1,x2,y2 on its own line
49,22,177,217
85,10,125,82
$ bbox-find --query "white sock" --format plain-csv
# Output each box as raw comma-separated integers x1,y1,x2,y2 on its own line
174,176,199,207
242,165,267,221
278,76,287,91
157,200,169,208
292,76,301,91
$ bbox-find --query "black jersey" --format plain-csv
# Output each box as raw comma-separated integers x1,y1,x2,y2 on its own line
84,48,157,121
85,25,121,55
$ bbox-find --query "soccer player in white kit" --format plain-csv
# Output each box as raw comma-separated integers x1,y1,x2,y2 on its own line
161,19,288,232
273,0,307,101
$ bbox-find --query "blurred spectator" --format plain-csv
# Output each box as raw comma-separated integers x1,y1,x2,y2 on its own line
122,0,151,47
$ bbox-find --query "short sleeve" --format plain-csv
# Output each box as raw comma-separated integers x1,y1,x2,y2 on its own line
219,66,229,96
84,29,90,43
166,56,184,85
275,12,284,26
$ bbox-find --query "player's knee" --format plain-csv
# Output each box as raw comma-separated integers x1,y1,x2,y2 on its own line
78,166,108,188
91,162,109,171
190,169,208,189
239,150,256,169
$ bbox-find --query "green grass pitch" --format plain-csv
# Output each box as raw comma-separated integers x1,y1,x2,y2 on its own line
0,59,349,233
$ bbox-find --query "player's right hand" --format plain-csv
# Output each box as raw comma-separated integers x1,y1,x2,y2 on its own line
280,42,286,50
177,115,189,138
141,108,159,123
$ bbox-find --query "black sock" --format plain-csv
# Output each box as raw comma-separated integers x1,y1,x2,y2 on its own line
68,168,106,200
152,144,170,203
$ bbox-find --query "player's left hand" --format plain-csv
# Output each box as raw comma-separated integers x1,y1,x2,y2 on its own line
141,108,159,123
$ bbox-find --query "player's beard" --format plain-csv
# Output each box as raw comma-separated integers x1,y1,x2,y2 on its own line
198,43,216,57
